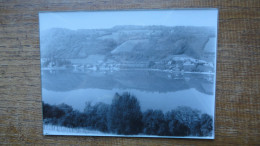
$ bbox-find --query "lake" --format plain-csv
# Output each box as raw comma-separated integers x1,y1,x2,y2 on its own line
41,69,215,115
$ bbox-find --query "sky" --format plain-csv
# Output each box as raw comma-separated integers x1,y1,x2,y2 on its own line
39,9,218,32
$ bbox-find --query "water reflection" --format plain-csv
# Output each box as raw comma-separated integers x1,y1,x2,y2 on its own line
41,69,214,95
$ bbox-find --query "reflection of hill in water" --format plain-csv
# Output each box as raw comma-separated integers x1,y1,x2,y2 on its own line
41,70,214,95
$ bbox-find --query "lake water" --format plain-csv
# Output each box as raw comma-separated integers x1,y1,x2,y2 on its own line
41,69,215,115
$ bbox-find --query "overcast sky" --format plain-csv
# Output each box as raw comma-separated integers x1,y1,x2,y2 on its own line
39,9,218,32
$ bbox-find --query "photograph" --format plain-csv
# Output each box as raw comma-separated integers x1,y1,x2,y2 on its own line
39,9,218,139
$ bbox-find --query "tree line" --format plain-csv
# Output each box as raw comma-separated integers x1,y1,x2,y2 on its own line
42,92,213,137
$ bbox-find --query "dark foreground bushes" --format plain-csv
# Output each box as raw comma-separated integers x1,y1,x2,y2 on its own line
42,92,213,137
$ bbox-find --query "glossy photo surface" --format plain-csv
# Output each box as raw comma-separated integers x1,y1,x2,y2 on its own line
39,9,218,139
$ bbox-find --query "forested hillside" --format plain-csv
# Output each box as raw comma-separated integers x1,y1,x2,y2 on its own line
40,26,216,72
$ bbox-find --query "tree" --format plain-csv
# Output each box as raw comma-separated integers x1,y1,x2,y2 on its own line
166,110,189,136
42,102,69,125
142,109,168,136
93,102,109,132
57,103,73,114
166,106,201,136
200,113,213,136
108,92,143,135
48,103,73,127
42,102,53,119
84,102,109,132
62,110,81,128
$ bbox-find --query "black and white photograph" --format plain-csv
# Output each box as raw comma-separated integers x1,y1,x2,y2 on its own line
39,9,218,139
